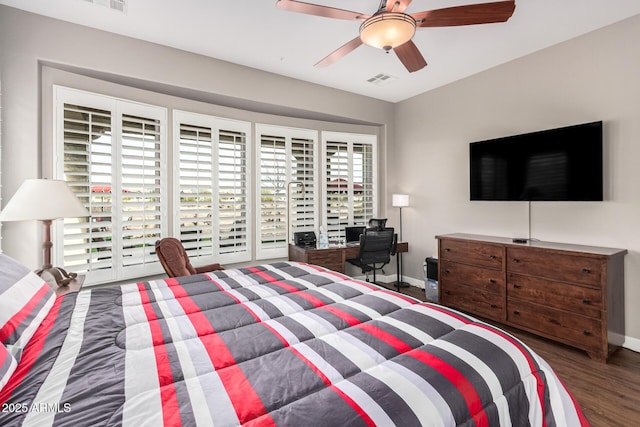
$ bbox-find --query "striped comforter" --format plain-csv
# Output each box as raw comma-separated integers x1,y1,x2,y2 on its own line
1,262,589,426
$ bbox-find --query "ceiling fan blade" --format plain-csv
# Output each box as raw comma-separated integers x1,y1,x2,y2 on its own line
276,0,369,21
386,0,413,13
412,0,515,27
394,40,427,73
314,37,363,67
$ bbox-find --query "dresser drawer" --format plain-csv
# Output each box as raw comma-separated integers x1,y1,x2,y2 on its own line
507,300,602,351
507,273,602,318
441,260,504,294
441,282,504,322
507,247,603,288
440,239,503,269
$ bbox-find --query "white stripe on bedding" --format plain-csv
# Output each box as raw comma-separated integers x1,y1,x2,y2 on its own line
153,280,240,427
376,316,435,344
150,282,215,427
427,339,512,426
121,284,164,427
333,380,395,426
375,360,450,426
465,323,544,426
22,290,92,427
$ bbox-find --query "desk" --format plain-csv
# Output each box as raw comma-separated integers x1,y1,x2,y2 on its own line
288,242,408,276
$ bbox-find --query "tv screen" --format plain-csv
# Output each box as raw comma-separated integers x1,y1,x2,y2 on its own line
470,121,603,201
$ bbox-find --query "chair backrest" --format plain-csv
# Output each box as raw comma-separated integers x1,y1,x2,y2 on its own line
358,227,395,266
367,218,387,231
155,237,197,278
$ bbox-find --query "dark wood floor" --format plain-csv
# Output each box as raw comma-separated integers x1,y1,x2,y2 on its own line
387,284,640,426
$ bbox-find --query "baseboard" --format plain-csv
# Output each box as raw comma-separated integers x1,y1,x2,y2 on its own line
623,335,640,353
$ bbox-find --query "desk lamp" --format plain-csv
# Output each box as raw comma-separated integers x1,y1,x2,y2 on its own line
0,179,90,285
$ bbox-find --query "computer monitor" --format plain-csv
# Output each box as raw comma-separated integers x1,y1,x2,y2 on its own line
345,226,365,243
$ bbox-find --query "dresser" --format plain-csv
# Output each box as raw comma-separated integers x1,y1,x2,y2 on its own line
437,233,626,362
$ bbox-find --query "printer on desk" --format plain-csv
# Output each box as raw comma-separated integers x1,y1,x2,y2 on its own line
294,231,317,248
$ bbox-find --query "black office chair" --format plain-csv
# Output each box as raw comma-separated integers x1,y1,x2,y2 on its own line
347,227,397,283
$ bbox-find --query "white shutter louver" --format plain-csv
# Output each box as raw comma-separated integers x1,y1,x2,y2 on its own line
55,87,167,284
62,103,114,275
120,113,163,268
256,125,319,260
175,111,251,265
259,134,288,254
322,132,377,241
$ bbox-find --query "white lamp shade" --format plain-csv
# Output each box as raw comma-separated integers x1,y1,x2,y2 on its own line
0,179,89,222
392,194,410,208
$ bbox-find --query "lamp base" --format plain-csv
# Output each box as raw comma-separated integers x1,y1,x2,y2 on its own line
36,266,77,288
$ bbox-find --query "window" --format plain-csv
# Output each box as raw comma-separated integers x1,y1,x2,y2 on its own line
174,111,251,265
52,86,378,284
256,125,318,260
53,86,167,284
322,132,377,241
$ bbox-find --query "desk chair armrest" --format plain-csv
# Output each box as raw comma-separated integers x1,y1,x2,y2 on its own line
195,263,225,274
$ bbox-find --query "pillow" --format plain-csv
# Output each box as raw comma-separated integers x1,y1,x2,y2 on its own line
0,254,55,362
0,343,17,390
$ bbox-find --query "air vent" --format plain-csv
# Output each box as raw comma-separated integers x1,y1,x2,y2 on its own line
366,73,398,86
84,0,127,13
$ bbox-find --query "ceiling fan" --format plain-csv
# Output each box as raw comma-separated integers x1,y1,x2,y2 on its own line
275,0,516,72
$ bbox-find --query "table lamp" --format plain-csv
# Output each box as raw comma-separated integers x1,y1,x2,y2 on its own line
0,179,90,285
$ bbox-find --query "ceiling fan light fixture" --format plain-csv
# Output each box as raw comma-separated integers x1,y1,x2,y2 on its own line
359,12,416,51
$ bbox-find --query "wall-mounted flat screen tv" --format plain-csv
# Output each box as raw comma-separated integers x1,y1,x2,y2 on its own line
470,121,603,201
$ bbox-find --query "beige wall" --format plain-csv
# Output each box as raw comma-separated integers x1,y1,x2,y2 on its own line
0,5,394,269
393,14,640,349
2,5,639,348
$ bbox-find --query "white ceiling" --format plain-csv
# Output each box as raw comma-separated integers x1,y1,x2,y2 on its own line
2,0,640,103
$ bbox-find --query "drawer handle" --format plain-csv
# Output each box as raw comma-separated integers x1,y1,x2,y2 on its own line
582,268,591,274
550,319,561,326
583,330,592,336
490,304,497,308
489,279,496,284
582,299,591,305
489,255,496,260
445,248,451,252
444,291,451,295
512,258,520,263
513,310,520,315
445,269,451,274
513,284,521,289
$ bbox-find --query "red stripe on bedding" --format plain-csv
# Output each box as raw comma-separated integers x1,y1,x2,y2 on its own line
563,378,591,426
0,296,62,405
356,323,413,354
205,277,262,323
249,270,327,307
165,280,276,426
331,385,377,427
411,350,489,426
474,323,548,427
321,305,362,327
137,283,182,427
0,283,50,342
425,304,475,324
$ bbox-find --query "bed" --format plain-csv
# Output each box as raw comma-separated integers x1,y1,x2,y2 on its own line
1,254,589,426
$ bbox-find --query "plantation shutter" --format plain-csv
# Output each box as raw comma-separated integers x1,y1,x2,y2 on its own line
54,86,167,284
256,125,318,260
119,112,164,275
322,132,377,241
174,111,251,265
